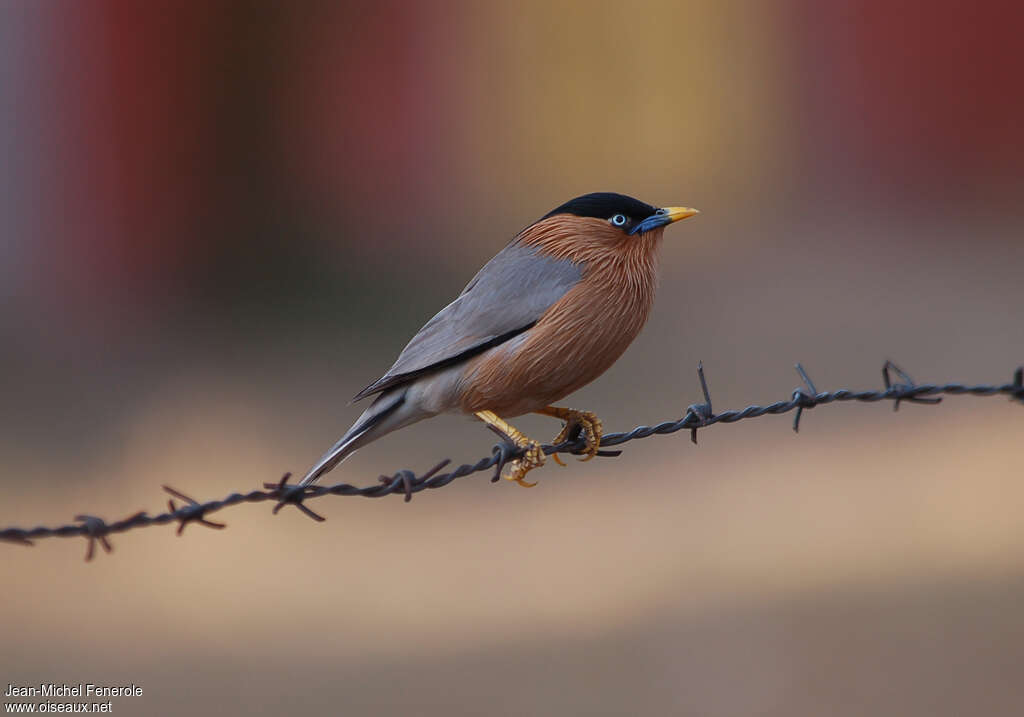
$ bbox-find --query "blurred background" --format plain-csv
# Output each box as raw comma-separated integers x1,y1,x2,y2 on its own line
2,0,1023,714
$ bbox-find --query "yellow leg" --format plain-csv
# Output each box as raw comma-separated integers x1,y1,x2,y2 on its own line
535,406,604,462
474,410,545,487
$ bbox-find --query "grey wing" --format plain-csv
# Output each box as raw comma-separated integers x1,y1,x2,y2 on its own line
352,241,582,401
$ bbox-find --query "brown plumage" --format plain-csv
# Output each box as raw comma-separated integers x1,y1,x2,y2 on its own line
458,215,663,417
299,192,698,487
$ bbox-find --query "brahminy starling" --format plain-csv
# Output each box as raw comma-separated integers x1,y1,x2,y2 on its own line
300,192,698,487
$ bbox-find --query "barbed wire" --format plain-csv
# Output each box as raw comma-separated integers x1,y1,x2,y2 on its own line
2,360,1022,561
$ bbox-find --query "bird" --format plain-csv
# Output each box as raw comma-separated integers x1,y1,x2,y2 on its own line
299,192,698,488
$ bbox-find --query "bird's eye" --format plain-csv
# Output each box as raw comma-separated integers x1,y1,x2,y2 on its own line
610,214,627,227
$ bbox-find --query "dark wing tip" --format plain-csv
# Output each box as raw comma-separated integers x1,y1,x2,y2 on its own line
351,379,386,402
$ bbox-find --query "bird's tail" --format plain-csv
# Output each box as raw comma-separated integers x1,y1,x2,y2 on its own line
298,388,427,486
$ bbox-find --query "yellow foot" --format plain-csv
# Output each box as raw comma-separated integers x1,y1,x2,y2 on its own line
474,410,547,487
506,440,544,487
537,406,604,462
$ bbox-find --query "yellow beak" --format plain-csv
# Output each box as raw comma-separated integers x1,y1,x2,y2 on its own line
660,207,700,223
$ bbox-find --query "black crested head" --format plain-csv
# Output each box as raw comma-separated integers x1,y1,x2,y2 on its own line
541,192,657,222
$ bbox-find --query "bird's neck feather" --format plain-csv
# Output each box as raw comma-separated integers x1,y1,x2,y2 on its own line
517,215,662,307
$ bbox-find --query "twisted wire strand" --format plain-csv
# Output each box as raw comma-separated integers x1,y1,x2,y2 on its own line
2,361,1021,560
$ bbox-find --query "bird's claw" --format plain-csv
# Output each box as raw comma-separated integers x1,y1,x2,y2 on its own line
475,411,548,487
551,410,603,462
505,440,544,487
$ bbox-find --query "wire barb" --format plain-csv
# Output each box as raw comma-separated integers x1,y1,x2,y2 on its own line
490,441,518,483
3,359,1021,560
264,473,325,522
686,361,714,444
882,360,942,411
792,363,819,433
163,485,227,535
377,458,454,502
75,514,113,562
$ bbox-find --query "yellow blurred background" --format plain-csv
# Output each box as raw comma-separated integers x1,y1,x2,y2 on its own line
2,1,1023,714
